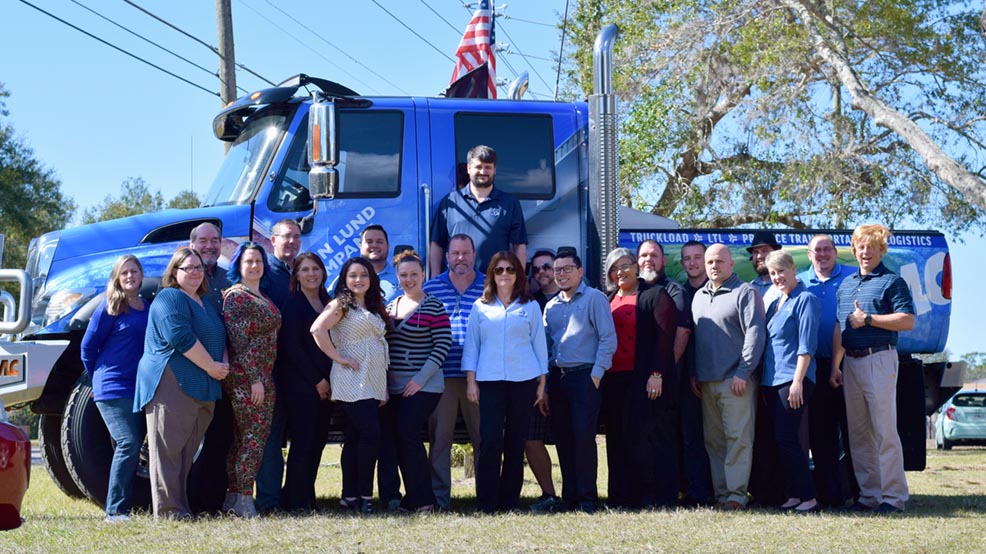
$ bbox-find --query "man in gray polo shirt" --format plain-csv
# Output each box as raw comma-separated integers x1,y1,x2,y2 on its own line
692,243,766,510
429,145,527,275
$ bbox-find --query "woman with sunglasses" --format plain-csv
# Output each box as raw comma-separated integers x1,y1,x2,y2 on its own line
603,247,678,509
463,251,548,514
221,242,282,517
135,247,229,519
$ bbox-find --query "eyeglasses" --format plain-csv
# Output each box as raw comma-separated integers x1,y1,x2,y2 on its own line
178,265,204,273
811,247,835,254
493,266,517,276
274,233,301,241
553,265,578,275
612,263,636,274
533,263,553,273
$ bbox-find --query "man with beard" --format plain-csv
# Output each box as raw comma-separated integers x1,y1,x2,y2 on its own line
422,234,485,510
543,251,617,513
747,231,783,306
264,219,302,310
677,240,713,506
189,222,230,313
798,234,857,508
526,249,562,513
637,240,691,362
330,224,401,302
692,244,766,510
429,145,527,275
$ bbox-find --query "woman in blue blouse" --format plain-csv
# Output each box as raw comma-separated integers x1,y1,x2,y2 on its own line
80,255,149,522
762,250,821,513
464,251,548,514
134,247,230,519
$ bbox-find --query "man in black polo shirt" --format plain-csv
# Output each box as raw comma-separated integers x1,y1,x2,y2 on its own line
831,223,915,514
428,145,527,275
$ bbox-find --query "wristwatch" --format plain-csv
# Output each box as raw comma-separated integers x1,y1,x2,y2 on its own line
864,313,873,326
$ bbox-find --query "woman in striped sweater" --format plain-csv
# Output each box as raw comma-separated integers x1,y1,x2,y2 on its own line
378,250,452,512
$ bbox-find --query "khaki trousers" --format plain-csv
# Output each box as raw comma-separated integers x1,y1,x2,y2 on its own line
701,378,757,505
145,366,215,518
843,348,909,510
428,378,481,509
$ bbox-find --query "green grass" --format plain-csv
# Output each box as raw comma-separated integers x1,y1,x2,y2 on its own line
5,445,985,553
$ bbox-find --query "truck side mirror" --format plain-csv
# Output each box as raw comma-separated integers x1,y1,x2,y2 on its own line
307,97,339,199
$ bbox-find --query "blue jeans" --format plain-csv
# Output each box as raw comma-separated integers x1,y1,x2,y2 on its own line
96,397,146,516
255,397,287,511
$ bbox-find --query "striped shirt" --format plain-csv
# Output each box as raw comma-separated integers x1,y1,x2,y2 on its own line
386,293,453,394
836,262,915,350
422,271,486,378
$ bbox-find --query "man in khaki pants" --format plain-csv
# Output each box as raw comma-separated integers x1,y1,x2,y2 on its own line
831,224,915,514
691,244,766,510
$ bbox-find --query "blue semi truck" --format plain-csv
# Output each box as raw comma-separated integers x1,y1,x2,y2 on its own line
0,25,964,510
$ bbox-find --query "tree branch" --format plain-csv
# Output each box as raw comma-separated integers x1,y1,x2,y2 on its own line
779,0,986,209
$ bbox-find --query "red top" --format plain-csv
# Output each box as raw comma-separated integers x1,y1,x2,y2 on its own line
609,293,637,373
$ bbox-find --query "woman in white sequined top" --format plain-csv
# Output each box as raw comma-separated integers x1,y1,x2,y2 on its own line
311,256,391,514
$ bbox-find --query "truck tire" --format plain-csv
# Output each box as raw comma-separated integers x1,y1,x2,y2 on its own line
60,378,151,510
38,414,86,499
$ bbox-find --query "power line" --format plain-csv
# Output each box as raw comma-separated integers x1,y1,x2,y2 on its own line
419,0,461,35
260,0,410,95
499,49,557,63
236,0,376,93
66,0,249,95
121,0,275,87
554,0,571,100
16,0,218,97
499,14,555,28
495,21,554,95
371,0,456,63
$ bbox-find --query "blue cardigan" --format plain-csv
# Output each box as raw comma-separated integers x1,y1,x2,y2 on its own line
80,298,149,401
133,288,226,412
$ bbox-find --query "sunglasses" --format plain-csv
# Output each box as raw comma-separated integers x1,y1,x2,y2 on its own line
532,263,553,273
493,266,517,276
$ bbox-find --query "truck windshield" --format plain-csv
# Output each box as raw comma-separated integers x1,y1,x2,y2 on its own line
201,111,290,206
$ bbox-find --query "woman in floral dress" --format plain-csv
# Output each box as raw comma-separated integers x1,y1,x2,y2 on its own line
311,256,390,515
222,242,282,517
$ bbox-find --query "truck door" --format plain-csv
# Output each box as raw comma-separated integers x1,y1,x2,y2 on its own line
252,99,422,285
425,100,587,272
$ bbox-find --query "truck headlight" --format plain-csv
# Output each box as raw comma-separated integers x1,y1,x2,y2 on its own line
43,288,96,328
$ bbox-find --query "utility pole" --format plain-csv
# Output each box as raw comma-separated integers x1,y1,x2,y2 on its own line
216,0,236,152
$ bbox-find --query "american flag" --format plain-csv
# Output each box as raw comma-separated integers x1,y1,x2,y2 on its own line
450,0,496,99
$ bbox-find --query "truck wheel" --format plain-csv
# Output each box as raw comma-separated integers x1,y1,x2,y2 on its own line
38,414,86,499
60,378,151,510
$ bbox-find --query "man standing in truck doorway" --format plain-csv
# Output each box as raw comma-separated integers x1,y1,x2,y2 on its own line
429,145,527,275
831,224,915,514
189,222,230,313
798,234,858,508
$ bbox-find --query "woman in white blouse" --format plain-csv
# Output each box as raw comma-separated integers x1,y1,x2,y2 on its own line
464,250,548,514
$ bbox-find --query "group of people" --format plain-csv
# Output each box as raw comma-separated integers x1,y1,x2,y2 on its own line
79,143,916,522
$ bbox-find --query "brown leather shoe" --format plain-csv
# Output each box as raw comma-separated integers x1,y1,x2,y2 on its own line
718,500,746,511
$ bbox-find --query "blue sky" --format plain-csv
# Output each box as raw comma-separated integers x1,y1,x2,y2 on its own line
1,0,981,359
